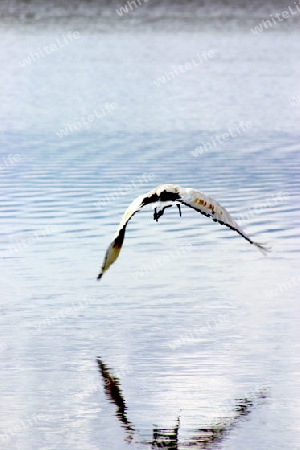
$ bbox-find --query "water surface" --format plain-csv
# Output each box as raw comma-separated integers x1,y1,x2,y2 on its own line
0,4,300,449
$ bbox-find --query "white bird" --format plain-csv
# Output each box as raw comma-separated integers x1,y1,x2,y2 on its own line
97,184,270,279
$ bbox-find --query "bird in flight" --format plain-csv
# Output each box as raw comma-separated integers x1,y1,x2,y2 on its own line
97,184,270,280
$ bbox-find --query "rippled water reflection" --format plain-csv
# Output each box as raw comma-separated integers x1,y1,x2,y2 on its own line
1,5,300,450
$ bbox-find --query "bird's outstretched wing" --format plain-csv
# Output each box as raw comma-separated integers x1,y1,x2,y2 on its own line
178,186,270,254
97,193,145,279
97,184,270,279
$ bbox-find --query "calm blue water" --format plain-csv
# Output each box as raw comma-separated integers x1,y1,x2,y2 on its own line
0,5,300,449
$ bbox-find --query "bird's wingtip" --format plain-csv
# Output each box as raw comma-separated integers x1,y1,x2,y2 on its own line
253,241,272,256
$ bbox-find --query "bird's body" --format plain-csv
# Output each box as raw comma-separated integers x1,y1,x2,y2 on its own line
97,184,270,279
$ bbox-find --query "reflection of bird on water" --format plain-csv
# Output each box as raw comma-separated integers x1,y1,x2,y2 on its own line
97,184,270,279
97,357,269,449
96,357,134,441
152,416,180,449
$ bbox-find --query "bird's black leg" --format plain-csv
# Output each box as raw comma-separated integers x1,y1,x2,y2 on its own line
153,205,172,222
176,204,182,217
